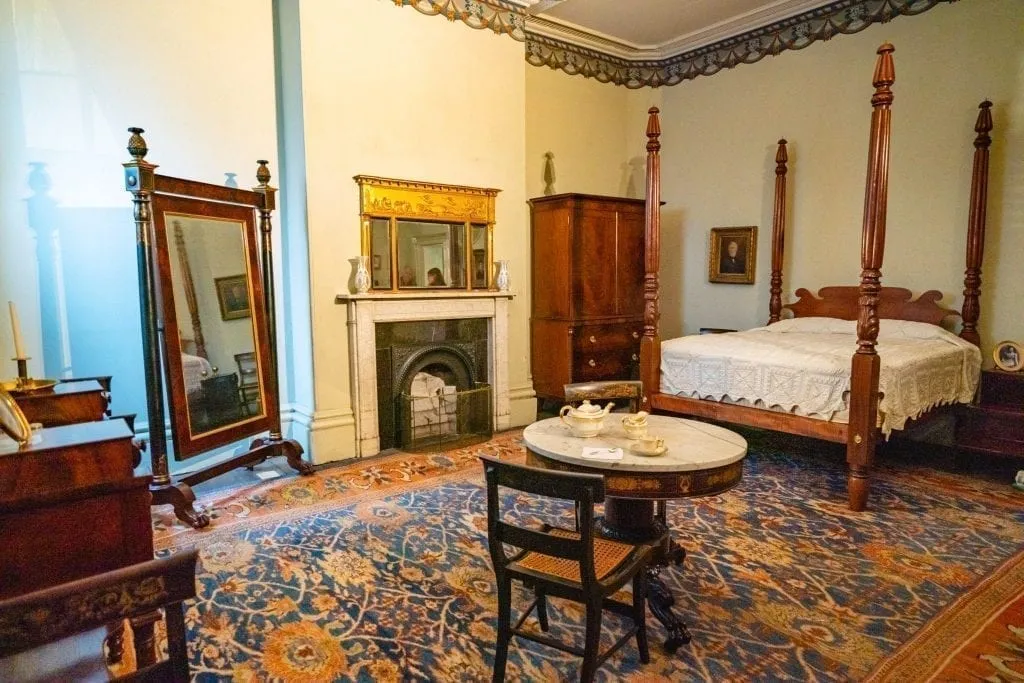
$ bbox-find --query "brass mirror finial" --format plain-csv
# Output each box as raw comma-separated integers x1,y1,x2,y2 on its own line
256,160,271,186
127,127,148,160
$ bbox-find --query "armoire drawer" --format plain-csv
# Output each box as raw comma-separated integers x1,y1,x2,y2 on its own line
574,324,642,352
574,348,639,382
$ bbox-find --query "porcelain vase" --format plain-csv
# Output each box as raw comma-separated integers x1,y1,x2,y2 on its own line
353,256,371,294
495,260,510,292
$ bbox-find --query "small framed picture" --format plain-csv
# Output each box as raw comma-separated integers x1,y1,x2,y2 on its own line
373,254,382,270
709,226,757,284
214,274,251,321
993,340,1023,372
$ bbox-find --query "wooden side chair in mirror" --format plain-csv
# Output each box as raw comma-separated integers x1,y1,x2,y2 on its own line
235,352,261,416
480,455,653,683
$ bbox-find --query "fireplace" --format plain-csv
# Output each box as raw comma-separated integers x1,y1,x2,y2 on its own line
376,319,490,450
336,291,513,457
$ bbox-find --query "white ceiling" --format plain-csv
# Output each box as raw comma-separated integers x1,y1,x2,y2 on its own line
533,0,835,53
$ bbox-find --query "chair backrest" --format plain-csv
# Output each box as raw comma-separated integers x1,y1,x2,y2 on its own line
0,550,199,682
235,352,258,387
563,380,643,413
480,455,605,584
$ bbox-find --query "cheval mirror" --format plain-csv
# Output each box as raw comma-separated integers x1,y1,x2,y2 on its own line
124,128,311,529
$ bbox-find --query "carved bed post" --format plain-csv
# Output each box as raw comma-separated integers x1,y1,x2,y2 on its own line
960,100,993,347
640,107,662,406
768,139,789,324
172,221,207,359
847,44,895,512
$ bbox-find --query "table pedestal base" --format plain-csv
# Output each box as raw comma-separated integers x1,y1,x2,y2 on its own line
599,498,692,652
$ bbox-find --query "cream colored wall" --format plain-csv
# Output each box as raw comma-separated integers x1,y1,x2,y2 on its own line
656,0,1023,356
526,66,643,199
297,0,532,462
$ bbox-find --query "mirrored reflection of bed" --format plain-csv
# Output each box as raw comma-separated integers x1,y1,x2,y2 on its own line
637,44,993,511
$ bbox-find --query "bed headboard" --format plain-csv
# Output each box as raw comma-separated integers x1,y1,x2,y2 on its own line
784,286,960,326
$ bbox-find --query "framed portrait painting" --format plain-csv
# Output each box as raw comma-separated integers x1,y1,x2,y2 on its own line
993,340,1023,372
709,226,757,284
215,274,251,321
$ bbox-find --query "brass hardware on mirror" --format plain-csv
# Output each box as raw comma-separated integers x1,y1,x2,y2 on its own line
589,335,596,343
588,359,596,367
354,176,499,292
633,331,640,339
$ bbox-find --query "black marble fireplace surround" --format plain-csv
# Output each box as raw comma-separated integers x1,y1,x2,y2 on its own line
375,318,489,450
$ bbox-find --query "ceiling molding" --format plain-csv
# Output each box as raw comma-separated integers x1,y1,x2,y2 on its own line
525,0,959,88
388,0,959,88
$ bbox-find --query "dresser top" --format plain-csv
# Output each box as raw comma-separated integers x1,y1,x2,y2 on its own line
0,419,132,456
13,380,105,403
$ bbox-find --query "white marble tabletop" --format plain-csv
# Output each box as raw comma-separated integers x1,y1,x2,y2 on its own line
523,414,747,473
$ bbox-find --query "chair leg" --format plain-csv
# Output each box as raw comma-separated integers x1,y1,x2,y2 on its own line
536,587,550,632
633,572,650,664
493,577,512,683
579,601,603,683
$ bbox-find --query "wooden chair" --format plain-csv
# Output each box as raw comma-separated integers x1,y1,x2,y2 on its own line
563,380,643,413
0,550,199,682
235,351,261,416
480,455,653,683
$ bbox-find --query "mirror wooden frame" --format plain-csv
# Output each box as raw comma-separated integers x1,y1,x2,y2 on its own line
124,128,312,529
152,195,273,459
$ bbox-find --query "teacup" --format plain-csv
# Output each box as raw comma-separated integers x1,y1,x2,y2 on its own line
636,435,665,453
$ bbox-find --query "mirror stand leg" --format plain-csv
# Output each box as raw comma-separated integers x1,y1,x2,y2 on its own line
151,480,210,529
251,435,314,476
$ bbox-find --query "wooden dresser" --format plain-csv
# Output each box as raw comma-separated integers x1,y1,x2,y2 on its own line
956,368,1024,458
529,193,646,403
0,420,152,599
14,379,109,427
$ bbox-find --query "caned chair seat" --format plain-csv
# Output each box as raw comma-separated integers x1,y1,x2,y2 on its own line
515,527,636,583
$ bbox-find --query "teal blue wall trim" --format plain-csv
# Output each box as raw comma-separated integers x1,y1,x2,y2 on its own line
272,0,316,455
525,0,958,88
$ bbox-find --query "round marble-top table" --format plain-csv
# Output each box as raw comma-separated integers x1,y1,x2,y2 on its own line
523,414,748,651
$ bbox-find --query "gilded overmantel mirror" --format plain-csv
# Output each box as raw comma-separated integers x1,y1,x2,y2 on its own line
355,176,498,291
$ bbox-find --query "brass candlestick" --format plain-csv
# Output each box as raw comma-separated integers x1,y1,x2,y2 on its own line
13,358,29,386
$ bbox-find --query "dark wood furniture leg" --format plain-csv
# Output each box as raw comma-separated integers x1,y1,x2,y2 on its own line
600,498,692,652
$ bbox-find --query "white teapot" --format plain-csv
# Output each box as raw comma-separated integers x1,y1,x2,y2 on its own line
559,400,614,438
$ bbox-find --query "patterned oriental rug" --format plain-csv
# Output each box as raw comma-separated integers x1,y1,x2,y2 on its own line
153,430,1024,682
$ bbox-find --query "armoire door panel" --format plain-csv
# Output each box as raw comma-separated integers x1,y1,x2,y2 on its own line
530,205,572,320
574,208,619,319
616,209,646,315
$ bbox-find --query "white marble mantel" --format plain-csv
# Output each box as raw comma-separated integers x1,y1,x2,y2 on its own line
336,291,514,457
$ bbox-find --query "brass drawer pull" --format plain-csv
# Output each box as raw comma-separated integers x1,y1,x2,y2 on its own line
588,359,596,367
632,331,640,339
589,335,597,343
632,353,638,361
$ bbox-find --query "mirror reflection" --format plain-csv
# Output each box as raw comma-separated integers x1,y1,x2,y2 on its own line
166,214,263,436
373,221,468,289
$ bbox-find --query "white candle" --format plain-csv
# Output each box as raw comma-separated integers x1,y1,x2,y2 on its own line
8,301,26,360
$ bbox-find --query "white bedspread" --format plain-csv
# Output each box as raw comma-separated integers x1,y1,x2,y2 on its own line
181,353,213,394
660,317,980,434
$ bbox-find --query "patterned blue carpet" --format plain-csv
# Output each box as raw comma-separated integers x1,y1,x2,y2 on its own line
171,432,1024,681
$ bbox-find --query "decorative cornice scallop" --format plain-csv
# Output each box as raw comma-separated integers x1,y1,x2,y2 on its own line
388,0,959,88
525,0,958,88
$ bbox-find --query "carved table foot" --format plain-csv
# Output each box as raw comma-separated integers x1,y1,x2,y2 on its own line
152,481,210,529
667,537,686,566
647,567,692,652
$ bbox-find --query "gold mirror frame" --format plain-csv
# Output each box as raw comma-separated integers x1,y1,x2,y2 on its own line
355,176,498,292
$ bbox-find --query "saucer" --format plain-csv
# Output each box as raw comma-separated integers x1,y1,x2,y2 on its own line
630,443,667,457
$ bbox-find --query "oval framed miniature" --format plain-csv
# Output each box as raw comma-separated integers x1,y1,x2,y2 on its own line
993,340,1023,372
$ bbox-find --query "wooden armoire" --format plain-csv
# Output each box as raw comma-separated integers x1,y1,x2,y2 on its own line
529,193,646,403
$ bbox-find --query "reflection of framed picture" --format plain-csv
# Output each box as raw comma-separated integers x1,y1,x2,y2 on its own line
373,254,382,270
993,340,1023,372
472,249,486,287
215,274,251,321
709,226,757,284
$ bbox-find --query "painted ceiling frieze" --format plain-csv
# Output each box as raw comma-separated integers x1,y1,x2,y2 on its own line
391,0,529,40
389,0,958,88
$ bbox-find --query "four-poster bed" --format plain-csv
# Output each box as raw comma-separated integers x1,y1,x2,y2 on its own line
638,44,993,511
